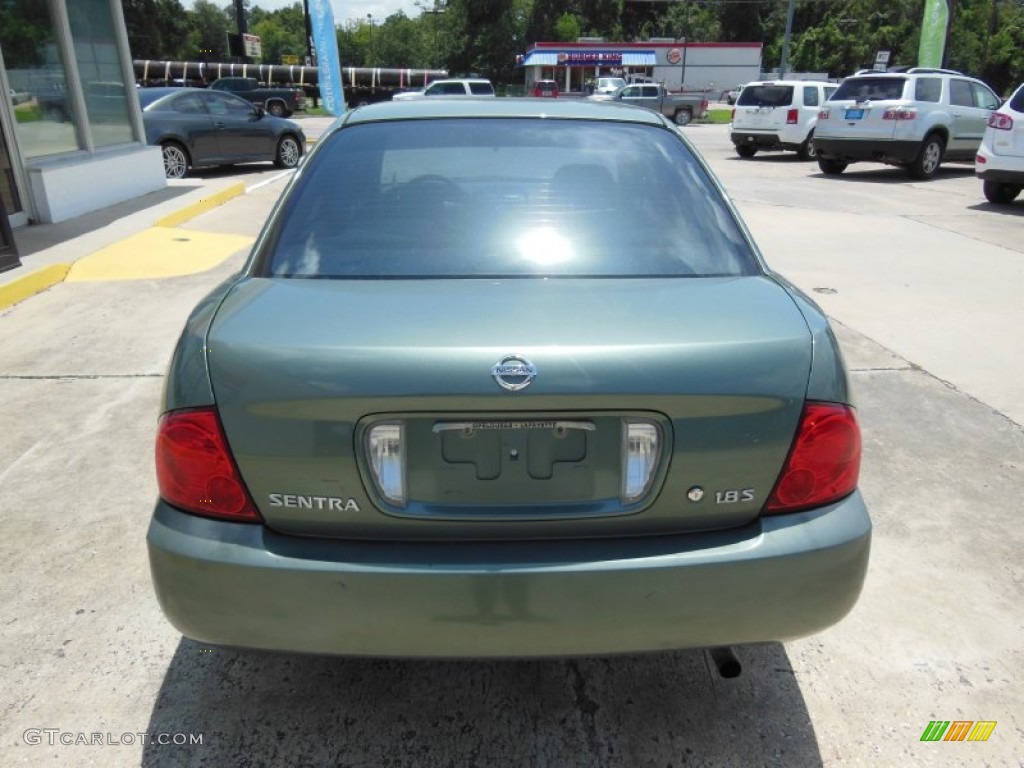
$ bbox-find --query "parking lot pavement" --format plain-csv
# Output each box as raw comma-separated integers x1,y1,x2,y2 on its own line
0,125,1022,766
685,123,1024,427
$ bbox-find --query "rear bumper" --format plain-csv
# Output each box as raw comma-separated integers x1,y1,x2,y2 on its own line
975,147,1024,182
814,137,920,164
731,130,804,152
977,168,1024,183
147,494,871,657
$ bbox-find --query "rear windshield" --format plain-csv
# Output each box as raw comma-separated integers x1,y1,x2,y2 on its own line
737,85,794,107
1010,85,1024,112
831,77,907,101
257,119,758,279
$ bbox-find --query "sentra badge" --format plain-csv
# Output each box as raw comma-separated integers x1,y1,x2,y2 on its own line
491,355,537,391
268,494,360,512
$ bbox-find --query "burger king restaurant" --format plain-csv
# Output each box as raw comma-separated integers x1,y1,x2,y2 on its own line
518,41,762,95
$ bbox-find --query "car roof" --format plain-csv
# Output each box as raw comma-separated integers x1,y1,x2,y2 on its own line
342,99,669,127
138,86,204,106
744,80,831,87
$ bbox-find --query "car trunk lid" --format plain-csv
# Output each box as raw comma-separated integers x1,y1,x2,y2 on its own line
207,276,813,540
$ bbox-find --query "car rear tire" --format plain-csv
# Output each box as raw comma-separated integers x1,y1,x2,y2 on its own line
274,135,302,169
674,109,692,127
817,158,847,175
908,134,944,180
983,180,1022,204
735,145,757,159
161,141,190,179
267,100,288,118
797,132,816,161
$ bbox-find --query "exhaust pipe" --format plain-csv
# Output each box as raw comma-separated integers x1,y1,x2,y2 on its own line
707,646,742,678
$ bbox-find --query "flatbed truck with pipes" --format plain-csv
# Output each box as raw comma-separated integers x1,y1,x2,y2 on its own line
133,60,448,108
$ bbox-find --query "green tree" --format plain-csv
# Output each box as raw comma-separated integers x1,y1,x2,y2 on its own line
186,0,231,61
248,2,306,63
0,0,54,67
122,0,191,60
554,13,582,42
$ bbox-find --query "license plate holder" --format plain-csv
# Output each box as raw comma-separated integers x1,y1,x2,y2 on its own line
844,108,865,120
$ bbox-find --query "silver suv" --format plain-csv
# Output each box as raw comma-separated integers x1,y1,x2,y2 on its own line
813,68,1000,179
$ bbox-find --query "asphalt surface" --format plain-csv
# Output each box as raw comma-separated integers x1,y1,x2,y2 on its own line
0,118,1021,767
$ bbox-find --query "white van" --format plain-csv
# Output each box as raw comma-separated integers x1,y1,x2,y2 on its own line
730,80,836,160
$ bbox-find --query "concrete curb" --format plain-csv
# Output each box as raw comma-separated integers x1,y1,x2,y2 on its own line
154,183,246,228
1,181,250,312
0,263,71,312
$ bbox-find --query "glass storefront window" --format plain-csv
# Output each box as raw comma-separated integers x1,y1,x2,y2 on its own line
1,0,80,158
68,0,134,147
0,118,23,214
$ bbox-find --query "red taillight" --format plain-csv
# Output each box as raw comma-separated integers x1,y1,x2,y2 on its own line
156,407,260,522
977,154,986,164
883,108,916,120
786,108,798,124
818,108,829,120
988,112,1013,130
764,402,861,514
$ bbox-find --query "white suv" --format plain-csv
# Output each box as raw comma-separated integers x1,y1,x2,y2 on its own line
731,80,836,160
392,79,496,101
975,82,1024,204
814,68,1000,179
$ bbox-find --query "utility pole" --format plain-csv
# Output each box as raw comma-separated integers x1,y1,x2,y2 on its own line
779,0,796,78
302,0,318,107
233,0,248,64
941,0,957,69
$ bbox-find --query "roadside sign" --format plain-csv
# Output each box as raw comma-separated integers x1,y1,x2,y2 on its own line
281,54,300,65
242,33,262,59
874,50,891,70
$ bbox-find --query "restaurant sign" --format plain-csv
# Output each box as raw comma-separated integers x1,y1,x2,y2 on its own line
557,51,623,65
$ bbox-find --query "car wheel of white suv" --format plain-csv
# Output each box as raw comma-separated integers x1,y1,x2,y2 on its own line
797,132,816,161
983,180,1022,204
818,157,847,175
908,134,945,180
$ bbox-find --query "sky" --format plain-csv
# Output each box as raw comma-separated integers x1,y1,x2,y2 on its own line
250,1,425,24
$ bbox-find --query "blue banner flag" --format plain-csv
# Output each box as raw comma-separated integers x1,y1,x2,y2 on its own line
309,0,345,114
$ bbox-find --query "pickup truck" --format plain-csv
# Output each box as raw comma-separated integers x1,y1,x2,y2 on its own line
610,83,708,126
209,77,305,117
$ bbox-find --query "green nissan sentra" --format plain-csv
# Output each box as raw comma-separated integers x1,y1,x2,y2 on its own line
148,99,870,663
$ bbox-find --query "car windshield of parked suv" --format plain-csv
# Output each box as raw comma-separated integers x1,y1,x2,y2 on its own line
260,119,758,279
831,77,906,101
737,85,794,107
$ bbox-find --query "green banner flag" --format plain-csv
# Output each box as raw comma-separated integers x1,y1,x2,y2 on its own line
918,0,949,68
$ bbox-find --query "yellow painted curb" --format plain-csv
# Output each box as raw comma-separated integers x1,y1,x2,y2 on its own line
0,263,71,311
66,228,254,282
154,183,246,228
